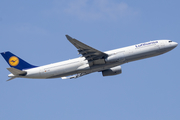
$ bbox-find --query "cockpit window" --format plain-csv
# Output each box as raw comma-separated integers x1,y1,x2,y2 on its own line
169,40,172,43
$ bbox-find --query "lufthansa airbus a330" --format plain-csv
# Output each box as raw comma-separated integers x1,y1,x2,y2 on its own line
1,35,178,81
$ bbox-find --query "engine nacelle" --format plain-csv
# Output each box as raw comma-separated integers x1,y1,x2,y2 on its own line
102,66,122,76
105,52,125,63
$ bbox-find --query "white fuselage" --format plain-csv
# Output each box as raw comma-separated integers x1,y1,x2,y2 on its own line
9,40,177,79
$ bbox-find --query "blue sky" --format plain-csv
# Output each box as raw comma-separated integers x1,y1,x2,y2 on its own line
0,0,180,120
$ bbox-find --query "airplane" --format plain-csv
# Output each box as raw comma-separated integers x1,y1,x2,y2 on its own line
1,35,178,81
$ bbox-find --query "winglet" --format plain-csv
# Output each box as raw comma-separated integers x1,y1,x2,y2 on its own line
65,35,73,40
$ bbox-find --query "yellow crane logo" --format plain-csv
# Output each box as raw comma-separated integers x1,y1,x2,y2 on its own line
9,56,19,66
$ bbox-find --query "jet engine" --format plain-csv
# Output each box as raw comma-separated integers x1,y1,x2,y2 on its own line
102,66,122,76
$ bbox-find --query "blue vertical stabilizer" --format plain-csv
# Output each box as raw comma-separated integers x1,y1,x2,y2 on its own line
1,51,38,70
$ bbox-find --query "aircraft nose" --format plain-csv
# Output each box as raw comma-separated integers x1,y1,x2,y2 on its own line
173,42,178,47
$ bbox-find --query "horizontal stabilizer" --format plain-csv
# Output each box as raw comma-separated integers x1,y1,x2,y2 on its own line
7,77,17,81
7,67,27,76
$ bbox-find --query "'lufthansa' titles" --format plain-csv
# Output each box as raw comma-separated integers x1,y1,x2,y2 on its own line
135,41,158,48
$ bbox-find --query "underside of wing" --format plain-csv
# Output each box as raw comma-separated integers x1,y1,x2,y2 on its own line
66,35,108,61
61,72,91,79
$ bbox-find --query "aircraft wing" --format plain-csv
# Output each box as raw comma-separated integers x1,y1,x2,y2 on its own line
66,35,108,61
61,72,91,79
